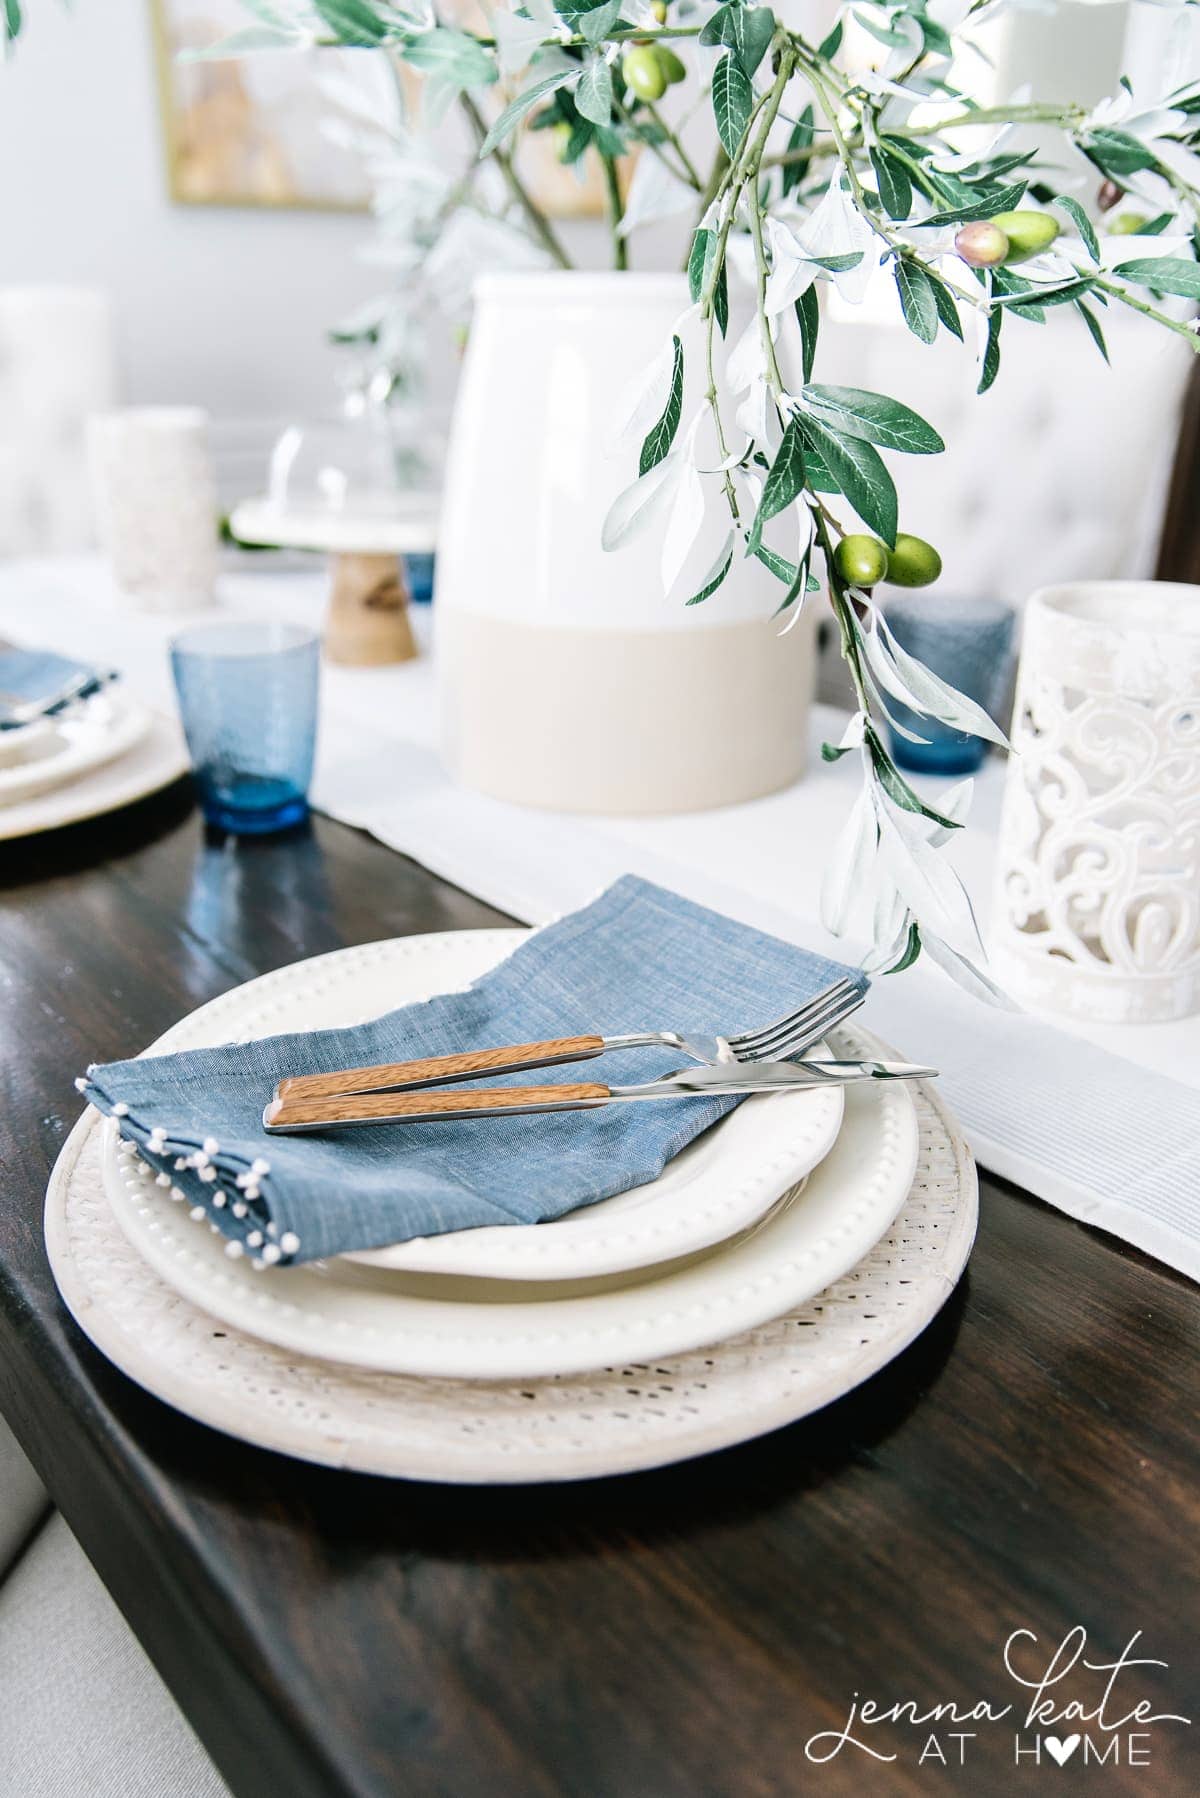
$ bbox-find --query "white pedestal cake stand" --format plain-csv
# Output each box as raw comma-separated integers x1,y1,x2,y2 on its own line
230,497,437,667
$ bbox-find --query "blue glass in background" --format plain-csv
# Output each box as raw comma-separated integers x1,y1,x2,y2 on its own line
404,551,436,605
882,595,1016,776
170,622,319,835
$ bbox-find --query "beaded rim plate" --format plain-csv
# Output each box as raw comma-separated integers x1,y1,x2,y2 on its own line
98,928,846,1283
98,1045,917,1380
0,693,151,807
89,934,918,1380
0,709,187,840
45,1078,976,1482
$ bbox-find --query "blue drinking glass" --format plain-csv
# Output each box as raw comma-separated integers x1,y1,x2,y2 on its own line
882,595,1016,777
170,621,319,835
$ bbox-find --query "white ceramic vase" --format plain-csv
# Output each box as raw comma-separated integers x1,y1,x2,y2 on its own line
991,580,1200,1023
435,271,816,815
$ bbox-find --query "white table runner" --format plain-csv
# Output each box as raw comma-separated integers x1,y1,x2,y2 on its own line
3,556,1197,1279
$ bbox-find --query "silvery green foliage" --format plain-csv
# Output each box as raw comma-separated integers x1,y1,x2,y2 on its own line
131,0,1200,988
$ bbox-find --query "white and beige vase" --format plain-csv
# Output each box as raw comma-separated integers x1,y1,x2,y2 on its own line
435,272,816,815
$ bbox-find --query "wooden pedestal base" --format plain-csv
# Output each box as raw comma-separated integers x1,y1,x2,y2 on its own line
324,552,418,666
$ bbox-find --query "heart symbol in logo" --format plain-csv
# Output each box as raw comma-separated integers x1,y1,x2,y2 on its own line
1044,1734,1081,1767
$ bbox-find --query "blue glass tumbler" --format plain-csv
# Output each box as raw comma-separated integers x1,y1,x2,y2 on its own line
170,621,319,834
882,595,1015,777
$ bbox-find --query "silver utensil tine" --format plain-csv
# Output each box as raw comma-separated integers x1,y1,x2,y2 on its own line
741,988,864,1061
725,978,858,1053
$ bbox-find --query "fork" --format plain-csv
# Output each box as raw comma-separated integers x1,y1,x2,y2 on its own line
270,977,866,1112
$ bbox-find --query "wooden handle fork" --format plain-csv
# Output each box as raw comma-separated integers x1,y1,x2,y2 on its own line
274,1035,606,1107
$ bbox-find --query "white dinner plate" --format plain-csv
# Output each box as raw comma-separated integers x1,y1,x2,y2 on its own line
98,932,920,1382
46,1084,976,1482
0,691,151,807
100,927,846,1283
0,710,188,840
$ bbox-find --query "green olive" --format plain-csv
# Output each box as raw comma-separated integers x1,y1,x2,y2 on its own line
834,534,890,589
990,209,1060,263
623,45,667,102
654,45,687,86
955,221,1010,269
651,0,668,19
885,533,942,589
1109,211,1150,236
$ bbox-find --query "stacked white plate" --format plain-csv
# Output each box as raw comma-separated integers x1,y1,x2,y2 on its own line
0,685,187,839
45,929,978,1482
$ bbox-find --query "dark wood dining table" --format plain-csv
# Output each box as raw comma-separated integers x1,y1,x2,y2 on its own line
1,784,1196,1797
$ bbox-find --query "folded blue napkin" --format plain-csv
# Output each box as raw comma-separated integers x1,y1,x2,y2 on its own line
0,648,109,726
78,877,867,1266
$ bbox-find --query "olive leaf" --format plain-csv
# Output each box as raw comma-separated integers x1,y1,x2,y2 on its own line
925,271,965,342
1075,299,1109,363
1113,257,1200,300
864,607,1009,747
687,228,729,336
404,27,499,90
479,71,574,157
871,790,985,959
797,415,898,546
1083,127,1159,180
1055,195,1099,264
781,107,814,199
579,0,623,43
699,4,776,79
754,542,800,584
746,418,807,557
794,285,819,383
978,308,1002,394
712,53,753,161
870,146,912,222
685,532,735,606
920,180,1028,228
883,921,922,976
313,0,388,43
800,386,944,455
894,260,939,345
575,54,613,128
820,787,877,938
601,451,683,552
639,336,684,476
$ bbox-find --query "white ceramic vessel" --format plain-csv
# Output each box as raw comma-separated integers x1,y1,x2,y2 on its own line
88,407,218,610
991,580,1200,1022
436,271,816,815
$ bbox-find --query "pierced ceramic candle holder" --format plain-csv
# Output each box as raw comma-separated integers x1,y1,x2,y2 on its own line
991,581,1200,1024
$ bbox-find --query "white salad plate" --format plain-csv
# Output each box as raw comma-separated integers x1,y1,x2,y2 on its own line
101,928,847,1284
0,709,188,840
94,932,920,1382
0,691,151,807
47,1072,973,1481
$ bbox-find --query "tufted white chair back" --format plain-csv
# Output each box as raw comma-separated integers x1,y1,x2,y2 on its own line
811,306,1191,604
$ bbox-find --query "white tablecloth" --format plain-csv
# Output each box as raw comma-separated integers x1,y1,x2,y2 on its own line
3,557,1197,1279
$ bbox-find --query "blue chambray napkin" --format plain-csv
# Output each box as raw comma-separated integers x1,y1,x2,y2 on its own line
0,648,111,727
78,877,867,1267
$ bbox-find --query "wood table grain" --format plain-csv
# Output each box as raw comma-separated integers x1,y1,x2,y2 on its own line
1,787,1196,1798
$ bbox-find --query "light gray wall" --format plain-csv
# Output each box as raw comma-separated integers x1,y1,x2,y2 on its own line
0,0,377,422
